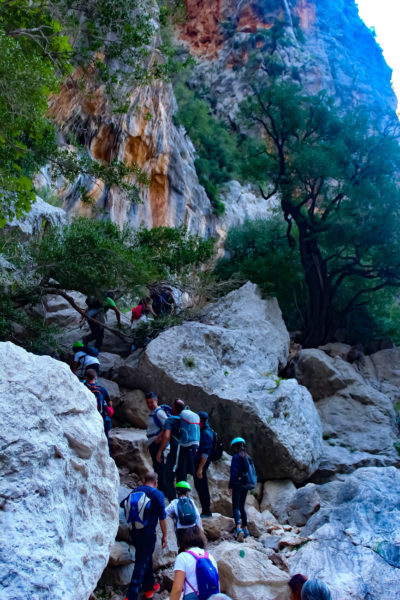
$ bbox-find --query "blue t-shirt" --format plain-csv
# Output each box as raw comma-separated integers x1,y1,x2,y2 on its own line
121,485,166,533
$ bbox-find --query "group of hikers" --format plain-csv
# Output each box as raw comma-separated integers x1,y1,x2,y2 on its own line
79,288,175,353
70,293,333,600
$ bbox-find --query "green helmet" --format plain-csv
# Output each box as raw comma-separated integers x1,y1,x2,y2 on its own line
176,481,191,491
230,437,246,447
72,341,84,349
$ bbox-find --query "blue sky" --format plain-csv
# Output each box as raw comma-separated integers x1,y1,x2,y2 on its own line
356,0,400,103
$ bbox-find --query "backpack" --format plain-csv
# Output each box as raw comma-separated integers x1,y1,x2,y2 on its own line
240,456,257,491
152,405,172,431
185,550,220,600
86,382,108,418
86,295,102,310
209,430,224,462
177,497,197,527
123,490,151,530
179,409,200,448
85,346,100,357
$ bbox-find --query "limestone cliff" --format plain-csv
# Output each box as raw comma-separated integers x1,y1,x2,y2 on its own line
46,0,397,235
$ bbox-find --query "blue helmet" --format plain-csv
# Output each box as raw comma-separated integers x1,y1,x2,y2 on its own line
230,437,246,447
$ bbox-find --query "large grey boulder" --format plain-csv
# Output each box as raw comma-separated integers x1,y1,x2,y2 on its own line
108,428,152,478
289,467,400,600
293,349,399,476
124,283,322,481
356,347,400,405
0,342,119,600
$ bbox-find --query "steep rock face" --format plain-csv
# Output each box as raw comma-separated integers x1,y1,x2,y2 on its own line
179,0,396,117
121,283,323,481
44,1,396,237
289,467,400,600
49,75,215,235
0,342,120,600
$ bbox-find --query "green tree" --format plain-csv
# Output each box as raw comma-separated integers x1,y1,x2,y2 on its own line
0,218,214,347
215,216,306,330
240,79,400,346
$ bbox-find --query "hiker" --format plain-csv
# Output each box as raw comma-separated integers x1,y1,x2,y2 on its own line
145,392,169,496
194,411,216,518
289,575,308,600
229,437,257,542
169,526,219,600
156,399,185,501
84,368,113,453
120,472,167,600
71,341,100,378
151,286,176,317
301,579,332,600
157,399,200,499
165,481,201,552
82,292,121,350
131,298,157,325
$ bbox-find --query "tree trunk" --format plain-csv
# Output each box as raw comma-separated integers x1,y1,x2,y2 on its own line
296,223,332,347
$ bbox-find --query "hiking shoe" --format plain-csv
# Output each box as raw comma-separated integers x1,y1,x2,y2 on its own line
243,528,250,538
144,583,160,598
201,513,213,518
235,527,244,542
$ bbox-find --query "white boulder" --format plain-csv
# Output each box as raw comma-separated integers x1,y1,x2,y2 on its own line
0,342,119,600
127,283,322,482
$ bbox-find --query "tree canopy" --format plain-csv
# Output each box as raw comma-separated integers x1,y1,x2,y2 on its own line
238,79,400,346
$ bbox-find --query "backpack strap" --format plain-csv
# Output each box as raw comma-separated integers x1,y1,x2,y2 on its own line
152,407,163,431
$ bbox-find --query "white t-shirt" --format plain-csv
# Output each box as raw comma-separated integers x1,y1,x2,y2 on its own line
174,547,218,597
74,351,100,369
146,407,168,445
165,497,201,529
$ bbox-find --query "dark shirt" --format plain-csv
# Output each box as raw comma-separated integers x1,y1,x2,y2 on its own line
120,485,166,533
229,453,249,488
197,423,214,460
85,381,111,418
164,415,181,450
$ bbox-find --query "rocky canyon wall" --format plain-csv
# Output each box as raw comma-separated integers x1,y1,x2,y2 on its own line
44,0,397,236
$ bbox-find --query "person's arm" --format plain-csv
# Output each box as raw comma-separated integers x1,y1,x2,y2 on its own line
169,571,185,600
111,306,121,326
72,361,79,374
165,502,175,519
153,409,168,445
156,429,171,463
196,456,208,480
160,518,167,549
148,304,157,318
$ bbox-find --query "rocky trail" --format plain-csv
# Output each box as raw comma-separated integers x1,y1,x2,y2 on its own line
1,284,400,600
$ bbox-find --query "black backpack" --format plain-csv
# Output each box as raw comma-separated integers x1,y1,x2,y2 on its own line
209,430,223,462
177,497,197,527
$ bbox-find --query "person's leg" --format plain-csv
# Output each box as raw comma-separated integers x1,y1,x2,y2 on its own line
194,460,211,515
104,418,112,456
149,442,166,496
94,322,104,350
175,446,187,482
142,535,157,594
239,488,248,527
164,449,177,501
232,485,241,526
126,532,155,600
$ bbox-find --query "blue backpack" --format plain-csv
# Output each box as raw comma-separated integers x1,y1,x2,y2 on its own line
185,550,220,600
123,490,151,530
179,409,200,448
177,497,197,527
241,456,257,490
